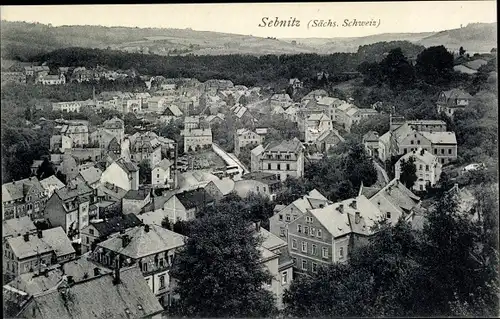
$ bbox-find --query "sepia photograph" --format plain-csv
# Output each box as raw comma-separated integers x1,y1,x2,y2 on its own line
0,2,498,318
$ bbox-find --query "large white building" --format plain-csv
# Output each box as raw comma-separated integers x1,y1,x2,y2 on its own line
395,148,442,191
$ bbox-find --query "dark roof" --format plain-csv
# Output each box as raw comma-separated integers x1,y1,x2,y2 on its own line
115,158,138,173
21,266,163,319
241,172,281,185
90,214,143,238
175,188,214,209
124,188,150,200
55,179,93,201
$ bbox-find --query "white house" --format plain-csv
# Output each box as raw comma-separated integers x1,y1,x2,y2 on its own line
395,148,442,191
100,158,139,192
151,159,173,189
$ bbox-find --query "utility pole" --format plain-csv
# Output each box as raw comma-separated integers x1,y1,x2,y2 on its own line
173,142,178,189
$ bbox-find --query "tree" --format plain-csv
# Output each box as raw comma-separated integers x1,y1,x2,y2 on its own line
161,217,172,230
36,157,55,180
415,45,454,84
379,48,415,89
459,46,466,57
138,160,151,185
398,156,418,189
169,211,276,317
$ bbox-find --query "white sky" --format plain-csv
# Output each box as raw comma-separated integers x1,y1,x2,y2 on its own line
1,2,497,38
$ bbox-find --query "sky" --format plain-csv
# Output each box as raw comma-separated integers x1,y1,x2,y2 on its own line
1,2,497,38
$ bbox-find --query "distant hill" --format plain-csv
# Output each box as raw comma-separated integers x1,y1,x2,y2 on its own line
0,20,496,60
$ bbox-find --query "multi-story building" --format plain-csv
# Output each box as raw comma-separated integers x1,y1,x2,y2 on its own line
128,132,163,167
2,216,37,242
183,128,213,153
93,224,186,307
2,177,47,221
304,113,332,144
103,116,125,142
407,120,447,132
362,131,380,157
151,159,173,189
287,195,384,274
100,158,139,192
184,116,200,130
4,227,75,280
395,148,442,191
233,172,281,200
80,214,142,254
436,88,473,117
24,65,49,78
234,128,265,156
49,135,73,152
36,74,66,85
270,93,293,109
269,189,330,239
162,188,215,222
40,175,65,198
420,131,458,165
59,123,89,147
147,96,169,113
251,138,305,181
52,101,86,113
44,179,98,239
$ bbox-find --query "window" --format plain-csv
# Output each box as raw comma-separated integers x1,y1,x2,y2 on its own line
268,163,271,170
159,275,166,288
312,244,317,255
441,149,444,154
410,140,414,145
302,260,307,270
305,216,313,223
143,262,148,272
426,165,430,171
292,239,297,250
292,257,297,265
448,149,452,155
301,242,307,253
159,259,164,268
86,237,89,244
297,225,302,233
322,247,329,258
417,140,421,145
386,212,391,219
277,164,281,170
312,262,318,272
317,229,322,238
279,214,283,221
280,228,286,237
157,174,160,178
256,186,259,192
404,148,407,153
286,214,291,222
434,149,437,154
304,226,309,234
286,164,290,170
339,247,345,259
310,227,315,236
282,271,288,284
441,158,445,164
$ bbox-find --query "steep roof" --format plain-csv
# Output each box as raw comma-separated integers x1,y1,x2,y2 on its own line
124,188,150,201
370,178,420,216
317,129,345,144
154,158,172,171
175,188,214,209
79,167,103,185
257,227,287,252
40,176,65,192
2,216,37,239
89,214,143,238
7,227,75,260
363,131,380,142
23,266,163,319
98,224,186,258
251,144,265,157
2,177,44,203
398,148,439,166
55,179,93,201
115,158,138,173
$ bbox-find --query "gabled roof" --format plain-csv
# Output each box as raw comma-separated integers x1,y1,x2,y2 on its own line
124,188,150,201
440,88,473,101
22,266,163,319
55,178,93,201
154,159,172,171
251,144,265,156
7,227,75,260
317,129,345,144
89,214,143,238
115,158,138,174
2,216,37,239
420,131,457,144
40,176,65,192
98,224,186,259
370,178,420,216
398,148,439,166
174,188,214,209
167,104,183,117
265,138,304,154
2,177,44,203
363,131,379,142
307,113,330,121
257,227,287,252
79,167,103,185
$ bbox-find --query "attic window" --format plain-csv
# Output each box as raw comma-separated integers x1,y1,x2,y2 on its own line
125,308,131,314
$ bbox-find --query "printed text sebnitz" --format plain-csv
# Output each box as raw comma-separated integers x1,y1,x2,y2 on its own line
258,17,380,28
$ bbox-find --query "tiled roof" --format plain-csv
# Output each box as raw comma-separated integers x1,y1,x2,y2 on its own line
175,188,214,210
55,179,93,201
265,138,304,154
2,177,44,203
124,188,150,200
79,167,103,185
97,182,128,201
2,216,37,239
7,227,75,260
89,214,143,238
98,224,186,259
154,159,172,171
24,266,163,319
420,131,457,144
398,148,439,166
257,227,287,251
370,178,420,217
40,176,65,192
363,131,379,142
115,158,138,173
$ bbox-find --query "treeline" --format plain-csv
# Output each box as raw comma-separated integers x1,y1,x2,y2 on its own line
30,47,364,87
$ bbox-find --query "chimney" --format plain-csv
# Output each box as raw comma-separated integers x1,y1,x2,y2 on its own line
122,235,130,248
337,204,344,214
23,233,30,242
350,200,357,210
93,267,100,276
255,221,261,231
355,212,361,224
37,229,43,238
144,224,150,232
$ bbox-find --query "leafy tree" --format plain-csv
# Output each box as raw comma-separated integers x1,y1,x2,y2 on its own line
36,158,56,180
398,156,418,189
379,48,415,89
161,217,172,230
138,160,151,185
415,45,454,84
169,211,276,317
459,46,466,57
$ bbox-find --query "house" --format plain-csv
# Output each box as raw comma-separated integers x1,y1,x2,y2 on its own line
93,224,186,307
2,216,37,242
122,188,152,215
90,128,117,149
395,148,442,191
183,128,213,153
230,104,255,123
80,214,142,254
304,113,332,144
270,93,293,109
315,129,345,153
4,227,76,280
146,96,169,113
184,116,200,129
407,120,447,132
128,132,163,167
289,78,303,89
251,138,305,181
269,189,330,239
162,104,183,119
287,195,384,274
64,148,103,163
234,128,265,156
103,117,125,142
58,154,79,181
49,135,72,152
255,224,293,309
96,182,128,205
203,113,225,127
24,65,49,78
152,159,173,189
162,188,215,222
419,131,458,164
436,89,473,117
15,266,164,319
348,108,379,129
40,175,65,198
44,179,98,239
234,172,281,200
36,74,66,85
367,178,421,225
51,101,85,113
59,123,89,147
100,158,139,192
362,131,380,157
76,166,103,189
2,177,47,221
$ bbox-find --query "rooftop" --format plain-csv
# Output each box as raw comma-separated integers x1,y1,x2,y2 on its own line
2,177,44,203
175,188,214,210
55,179,93,201
88,214,143,238
399,148,439,166
420,131,457,144
115,158,139,174
265,138,304,154
78,167,103,185
7,227,75,260
2,216,37,239
124,188,151,201
154,158,173,171
98,224,186,258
